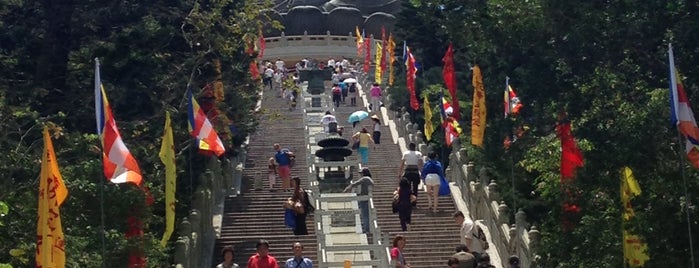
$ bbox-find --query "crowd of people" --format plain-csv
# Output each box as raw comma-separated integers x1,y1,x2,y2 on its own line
216,240,313,268
244,56,522,268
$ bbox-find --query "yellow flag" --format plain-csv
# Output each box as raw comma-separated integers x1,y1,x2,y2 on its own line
355,26,363,57
621,167,649,266
388,34,396,86
423,97,434,141
471,65,486,147
159,111,177,247
374,43,383,83
623,231,649,266
37,126,68,268
621,166,641,220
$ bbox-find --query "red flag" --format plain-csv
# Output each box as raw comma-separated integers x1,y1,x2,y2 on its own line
442,43,459,120
405,47,419,111
258,29,266,59
556,120,584,181
249,61,260,80
380,26,387,72
364,36,371,73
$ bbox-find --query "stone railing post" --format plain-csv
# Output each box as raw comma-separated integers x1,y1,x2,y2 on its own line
487,180,499,202
280,32,288,47
465,161,476,182
528,226,541,251
174,217,192,267
189,210,201,267
498,201,509,225
508,224,518,255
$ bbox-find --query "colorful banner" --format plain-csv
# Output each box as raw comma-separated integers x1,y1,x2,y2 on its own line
94,59,143,185
423,97,434,141
380,26,387,73
355,26,363,57
36,127,68,268
188,88,226,156
374,43,383,83
470,65,486,147
621,167,649,266
405,46,419,111
556,119,584,181
669,44,699,168
388,34,396,86
442,44,459,120
364,36,371,73
159,111,176,247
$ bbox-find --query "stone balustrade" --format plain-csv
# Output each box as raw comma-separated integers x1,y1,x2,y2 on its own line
261,32,383,64
362,75,540,268
173,151,246,268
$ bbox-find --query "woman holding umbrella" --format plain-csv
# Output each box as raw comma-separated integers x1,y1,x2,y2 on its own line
348,110,369,132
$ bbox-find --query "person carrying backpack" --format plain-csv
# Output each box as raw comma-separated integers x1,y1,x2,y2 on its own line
331,83,342,107
348,82,358,106
274,143,295,191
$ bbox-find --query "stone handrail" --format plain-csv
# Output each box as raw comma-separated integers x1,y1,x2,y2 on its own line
174,151,246,268
261,31,381,62
371,87,541,267
264,31,356,49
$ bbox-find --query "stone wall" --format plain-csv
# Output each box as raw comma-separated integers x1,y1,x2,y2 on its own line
173,148,247,268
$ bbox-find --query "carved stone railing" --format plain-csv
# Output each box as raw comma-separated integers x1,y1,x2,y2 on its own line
261,31,357,62
368,81,540,268
445,148,540,268
173,150,246,268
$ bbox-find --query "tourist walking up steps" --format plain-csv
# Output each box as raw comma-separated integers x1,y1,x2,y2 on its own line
421,152,445,213
343,167,375,233
267,157,277,191
370,82,382,112
399,143,423,203
332,83,342,107
273,144,295,191
352,127,374,166
394,178,415,231
371,114,381,148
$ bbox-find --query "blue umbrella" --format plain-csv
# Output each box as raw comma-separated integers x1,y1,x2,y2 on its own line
348,111,369,123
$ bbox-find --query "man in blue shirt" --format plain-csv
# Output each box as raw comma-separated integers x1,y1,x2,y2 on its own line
284,242,313,268
274,144,294,191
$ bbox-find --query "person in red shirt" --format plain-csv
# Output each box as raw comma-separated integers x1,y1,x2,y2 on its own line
248,240,279,268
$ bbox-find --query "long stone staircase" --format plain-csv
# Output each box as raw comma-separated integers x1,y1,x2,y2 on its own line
213,88,317,267
325,86,462,267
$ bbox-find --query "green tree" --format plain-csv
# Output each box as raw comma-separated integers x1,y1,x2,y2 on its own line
393,0,699,266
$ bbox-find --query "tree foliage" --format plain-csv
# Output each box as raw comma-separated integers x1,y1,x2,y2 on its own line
393,0,699,266
0,0,273,266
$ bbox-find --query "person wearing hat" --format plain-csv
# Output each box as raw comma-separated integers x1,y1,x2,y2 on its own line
343,168,375,233
247,239,279,268
370,114,381,149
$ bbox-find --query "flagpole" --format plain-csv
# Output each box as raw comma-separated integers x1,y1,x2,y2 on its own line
677,132,696,267
505,76,516,211
94,58,107,268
